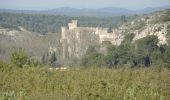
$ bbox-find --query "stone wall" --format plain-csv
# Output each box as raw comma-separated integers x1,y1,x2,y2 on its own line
60,20,123,60
60,26,99,60
133,24,169,45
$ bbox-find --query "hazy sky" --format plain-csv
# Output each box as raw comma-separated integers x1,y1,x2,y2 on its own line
0,0,170,10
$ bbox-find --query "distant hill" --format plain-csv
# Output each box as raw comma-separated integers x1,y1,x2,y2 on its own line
134,6,170,14
0,9,170,65
0,6,170,17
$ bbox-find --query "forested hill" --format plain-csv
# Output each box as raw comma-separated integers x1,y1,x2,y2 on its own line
0,9,170,67
0,13,135,34
0,6,170,17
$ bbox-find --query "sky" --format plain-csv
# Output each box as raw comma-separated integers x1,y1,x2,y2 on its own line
0,0,170,10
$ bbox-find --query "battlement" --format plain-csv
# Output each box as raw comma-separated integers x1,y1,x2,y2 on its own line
60,20,123,59
61,20,123,43
68,20,78,30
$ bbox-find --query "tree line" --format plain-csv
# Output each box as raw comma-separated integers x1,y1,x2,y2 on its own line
0,13,135,34
81,34,170,68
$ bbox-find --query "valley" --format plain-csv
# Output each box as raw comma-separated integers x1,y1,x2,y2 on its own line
0,1,170,100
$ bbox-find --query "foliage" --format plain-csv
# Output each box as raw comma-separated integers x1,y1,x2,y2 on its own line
122,33,135,44
159,10,170,22
134,35,159,66
0,61,14,72
81,46,104,67
0,91,30,100
10,49,29,68
0,13,135,34
131,21,146,30
135,35,158,52
0,67,169,100
49,52,57,64
10,49,39,68
81,35,170,68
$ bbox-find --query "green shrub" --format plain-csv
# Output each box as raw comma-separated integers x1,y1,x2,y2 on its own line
0,91,30,100
10,49,39,68
0,91,17,100
0,61,13,72
10,49,29,68
122,33,135,44
0,67,169,100
27,58,40,67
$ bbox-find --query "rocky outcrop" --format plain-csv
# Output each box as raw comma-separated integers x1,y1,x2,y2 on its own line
0,27,60,62
119,9,170,45
1,9,169,65
60,20,124,60
60,10,170,62
133,23,169,45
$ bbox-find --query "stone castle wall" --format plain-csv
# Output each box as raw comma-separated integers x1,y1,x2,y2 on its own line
60,20,123,60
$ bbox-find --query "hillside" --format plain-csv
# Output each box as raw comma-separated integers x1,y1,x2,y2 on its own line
0,6,170,17
0,13,134,34
0,9,170,67
0,27,60,62
119,9,170,45
0,9,170,100
78,9,170,67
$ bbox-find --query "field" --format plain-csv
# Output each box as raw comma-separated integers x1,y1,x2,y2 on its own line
0,66,169,100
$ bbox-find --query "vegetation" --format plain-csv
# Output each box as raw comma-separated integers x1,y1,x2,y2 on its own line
81,35,170,68
0,13,135,34
0,48,169,100
0,63,169,100
159,10,170,22
10,49,40,68
0,10,170,100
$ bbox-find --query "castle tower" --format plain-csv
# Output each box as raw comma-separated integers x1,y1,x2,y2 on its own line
68,20,78,30
61,27,67,39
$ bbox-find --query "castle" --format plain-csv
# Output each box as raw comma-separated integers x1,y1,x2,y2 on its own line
60,20,123,60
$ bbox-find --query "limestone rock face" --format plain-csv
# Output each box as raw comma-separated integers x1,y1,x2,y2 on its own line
60,26,99,60
133,24,169,45
0,27,60,61
119,9,170,45
60,10,170,62
1,9,169,65
60,20,123,60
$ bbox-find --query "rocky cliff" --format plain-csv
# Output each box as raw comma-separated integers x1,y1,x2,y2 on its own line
119,9,170,45
59,9,170,64
0,27,60,62
0,9,169,65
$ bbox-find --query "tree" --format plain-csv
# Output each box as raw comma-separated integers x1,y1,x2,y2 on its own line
81,46,104,67
42,55,46,64
10,49,29,68
121,15,127,23
107,27,113,33
135,35,159,67
50,52,57,64
10,49,39,68
122,33,135,44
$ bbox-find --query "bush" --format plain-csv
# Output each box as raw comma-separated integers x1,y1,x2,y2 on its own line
80,46,104,67
10,49,29,68
0,61,13,72
0,91,30,100
0,67,169,100
81,35,170,68
122,33,135,44
10,49,39,68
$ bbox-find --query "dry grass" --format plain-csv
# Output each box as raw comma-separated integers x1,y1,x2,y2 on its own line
0,67,169,100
